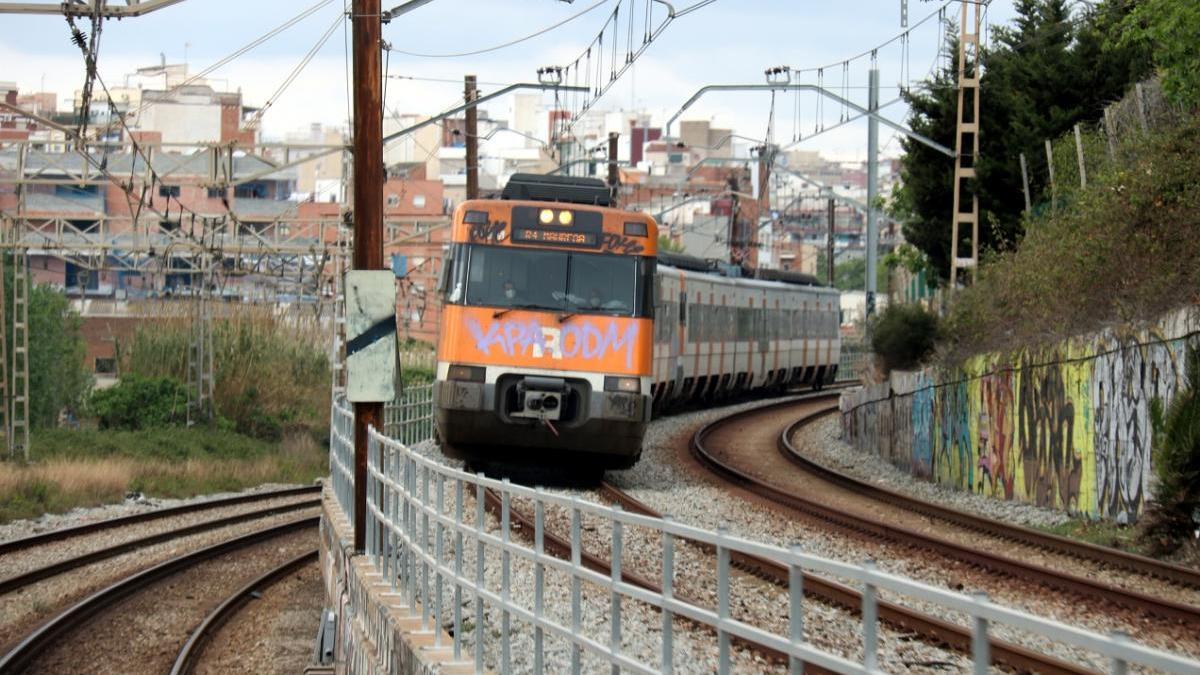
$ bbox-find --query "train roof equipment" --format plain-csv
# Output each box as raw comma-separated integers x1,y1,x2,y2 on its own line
501,173,613,207
657,251,826,288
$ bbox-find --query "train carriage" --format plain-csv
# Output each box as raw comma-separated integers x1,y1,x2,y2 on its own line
433,174,842,471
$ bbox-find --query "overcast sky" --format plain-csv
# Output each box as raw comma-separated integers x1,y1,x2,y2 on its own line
0,0,1022,160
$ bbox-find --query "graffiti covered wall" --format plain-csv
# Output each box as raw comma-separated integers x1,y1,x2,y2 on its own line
840,308,1198,522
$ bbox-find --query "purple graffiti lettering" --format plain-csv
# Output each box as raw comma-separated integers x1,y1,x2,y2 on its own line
466,318,504,356
600,232,645,255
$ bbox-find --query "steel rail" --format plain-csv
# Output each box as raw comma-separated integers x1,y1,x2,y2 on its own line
0,484,320,557
0,517,318,674
170,548,319,675
0,498,320,596
781,408,1200,589
688,395,1095,674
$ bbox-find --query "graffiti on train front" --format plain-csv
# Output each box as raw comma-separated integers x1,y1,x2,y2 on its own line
465,317,640,369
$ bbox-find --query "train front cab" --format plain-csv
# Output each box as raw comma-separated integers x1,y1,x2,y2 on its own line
433,199,657,468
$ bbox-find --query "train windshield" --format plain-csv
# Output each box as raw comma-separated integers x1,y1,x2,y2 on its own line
448,244,650,317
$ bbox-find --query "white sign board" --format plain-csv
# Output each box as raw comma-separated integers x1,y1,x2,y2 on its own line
344,270,398,403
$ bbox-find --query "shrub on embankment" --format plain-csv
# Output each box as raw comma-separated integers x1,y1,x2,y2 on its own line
939,112,1200,364
1142,348,1200,554
117,303,331,441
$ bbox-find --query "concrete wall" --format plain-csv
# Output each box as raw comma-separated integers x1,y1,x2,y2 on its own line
319,487,466,674
840,307,1199,523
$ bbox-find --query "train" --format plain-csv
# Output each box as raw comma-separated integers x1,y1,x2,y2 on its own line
433,173,841,469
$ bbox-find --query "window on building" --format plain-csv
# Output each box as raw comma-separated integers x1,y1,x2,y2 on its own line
412,194,426,208
158,184,181,198
387,194,400,207
207,186,226,199
95,358,117,374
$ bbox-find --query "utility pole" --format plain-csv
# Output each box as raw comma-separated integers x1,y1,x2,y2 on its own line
826,197,836,286
351,0,384,554
727,173,740,267
607,131,620,206
754,145,774,270
865,68,880,319
464,74,479,200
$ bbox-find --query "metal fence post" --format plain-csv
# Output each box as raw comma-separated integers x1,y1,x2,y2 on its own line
611,505,623,675
570,503,583,675
661,519,675,675
421,464,431,628
862,560,878,671
971,592,989,674
717,525,731,675
474,478,486,674
534,500,546,675
501,482,512,674
453,477,464,661
789,543,805,675
434,472,445,649
1111,631,1130,675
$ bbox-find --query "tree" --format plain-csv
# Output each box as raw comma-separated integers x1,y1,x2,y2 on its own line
657,235,685,254
892,0,1152,281
2,259,91,429
832,257,888,293
1117,0,1200,108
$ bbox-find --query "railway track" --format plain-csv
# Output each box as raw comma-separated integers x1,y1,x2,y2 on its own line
685,394,1200,666
170,548,319,675
0,484,320,558
0,497,320,597
0,517,319,674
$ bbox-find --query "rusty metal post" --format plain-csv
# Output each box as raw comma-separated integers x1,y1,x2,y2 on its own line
607,132,619,206
351,0,384,554
465,75,479,200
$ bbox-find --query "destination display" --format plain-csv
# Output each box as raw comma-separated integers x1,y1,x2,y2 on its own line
511,228,599,248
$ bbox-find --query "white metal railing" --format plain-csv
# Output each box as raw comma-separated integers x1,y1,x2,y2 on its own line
326,396,1200,675
839,342,872,382
384,382,435,446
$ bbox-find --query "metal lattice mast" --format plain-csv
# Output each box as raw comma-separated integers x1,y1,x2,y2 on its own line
330,228,348,397
11,248,29,460
0,222,9,457
949,0,982,287
186,254,214,425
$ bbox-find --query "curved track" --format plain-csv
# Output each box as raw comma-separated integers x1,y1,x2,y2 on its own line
170,548,319,675
0,517,318,674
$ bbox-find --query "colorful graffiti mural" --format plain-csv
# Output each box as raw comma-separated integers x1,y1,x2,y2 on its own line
840,308,1198,521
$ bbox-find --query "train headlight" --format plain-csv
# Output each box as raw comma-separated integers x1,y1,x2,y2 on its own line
447,364,485,382
604,376,640,393
558,210,573,226
539,209,554,224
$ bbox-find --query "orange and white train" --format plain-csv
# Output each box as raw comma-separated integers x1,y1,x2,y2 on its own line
434,174,840,470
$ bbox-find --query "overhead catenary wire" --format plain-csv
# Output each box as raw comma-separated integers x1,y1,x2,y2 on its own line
384,0,609,58
244,10,343,130
91,0,338,140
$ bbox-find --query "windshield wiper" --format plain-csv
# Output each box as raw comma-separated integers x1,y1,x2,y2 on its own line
492,303,545,319
557,312,578,324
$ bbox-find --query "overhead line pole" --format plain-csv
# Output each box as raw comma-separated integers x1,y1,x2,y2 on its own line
866,68,880,320
351,0,384,554
464,75,479,200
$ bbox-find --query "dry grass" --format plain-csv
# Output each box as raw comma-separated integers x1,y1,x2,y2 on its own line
1,426,328,524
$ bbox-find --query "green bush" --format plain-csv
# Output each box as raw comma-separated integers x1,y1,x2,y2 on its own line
870,303,940,374
89,375,188,430
1141,348,1200,554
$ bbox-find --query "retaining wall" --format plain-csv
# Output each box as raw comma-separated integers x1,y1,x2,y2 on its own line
320,487,469,675
840,307,1199,523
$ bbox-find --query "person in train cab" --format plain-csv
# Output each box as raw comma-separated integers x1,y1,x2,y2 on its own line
502,279,519,303
587,287,605,309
